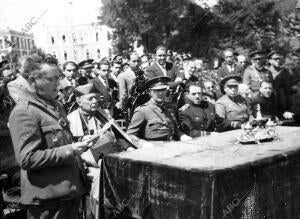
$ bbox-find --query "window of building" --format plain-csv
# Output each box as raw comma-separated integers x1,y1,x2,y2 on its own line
64,51,68,61
62,35,66,43
96,32,99,41
86,49,90,59
72,33,77,43
107,31,111,40
97,48,100,59
84,32,88,42
51,36,55,44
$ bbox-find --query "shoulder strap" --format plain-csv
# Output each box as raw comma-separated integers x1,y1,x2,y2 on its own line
28,101,59,121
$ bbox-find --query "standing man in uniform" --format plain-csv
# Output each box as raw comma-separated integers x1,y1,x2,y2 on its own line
179,83,215,138
127,76,191,142
243,50,273,94
9,58,92,218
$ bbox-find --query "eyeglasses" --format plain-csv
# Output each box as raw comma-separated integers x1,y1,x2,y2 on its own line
66,69,76,72
226,85,238,89
190,92,202,96
225,56,233,58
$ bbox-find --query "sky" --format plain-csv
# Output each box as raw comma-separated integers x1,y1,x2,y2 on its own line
0,0,102,46
0,0,218,47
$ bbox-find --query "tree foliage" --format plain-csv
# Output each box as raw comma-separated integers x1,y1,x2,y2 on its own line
100,0,300,58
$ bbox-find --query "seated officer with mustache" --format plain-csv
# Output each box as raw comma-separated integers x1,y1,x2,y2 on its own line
127,76,192,142
179,82,216,138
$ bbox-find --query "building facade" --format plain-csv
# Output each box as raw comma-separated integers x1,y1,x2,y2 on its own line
44,23,113,64
0,29,36,61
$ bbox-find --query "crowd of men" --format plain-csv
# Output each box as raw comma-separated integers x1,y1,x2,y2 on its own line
1,45,300,218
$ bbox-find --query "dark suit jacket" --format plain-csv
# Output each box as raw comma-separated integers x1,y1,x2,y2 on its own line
91,77,112,109
217,63,244,80
146,62,180,81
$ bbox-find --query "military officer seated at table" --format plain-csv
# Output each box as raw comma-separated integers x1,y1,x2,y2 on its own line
127,76,192,143
179,82,216,138
215,75,251,132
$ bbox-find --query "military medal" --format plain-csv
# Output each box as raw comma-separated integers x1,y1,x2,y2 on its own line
58,118,67,127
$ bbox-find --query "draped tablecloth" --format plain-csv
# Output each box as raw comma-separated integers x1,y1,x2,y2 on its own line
99,126,300,219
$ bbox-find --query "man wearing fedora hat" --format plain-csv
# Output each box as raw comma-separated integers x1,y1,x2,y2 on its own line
243,50,273,93
127,76,191,141
215,75,250,132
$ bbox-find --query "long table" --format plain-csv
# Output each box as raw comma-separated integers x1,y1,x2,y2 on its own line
99,126,300,218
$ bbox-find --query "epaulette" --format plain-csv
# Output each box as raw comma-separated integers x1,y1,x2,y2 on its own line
179,104,190,111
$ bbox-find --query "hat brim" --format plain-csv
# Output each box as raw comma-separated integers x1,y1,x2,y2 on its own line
219,75,242,94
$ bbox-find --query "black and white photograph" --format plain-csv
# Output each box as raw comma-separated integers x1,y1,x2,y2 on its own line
0,0,300,218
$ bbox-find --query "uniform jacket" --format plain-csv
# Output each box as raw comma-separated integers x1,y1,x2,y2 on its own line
243,65,273,92
217,63,244,80
91,77,112,109
215,95,250,132
179,101,216,137
146,62,180,81
9,96,87,205
127,99,183,141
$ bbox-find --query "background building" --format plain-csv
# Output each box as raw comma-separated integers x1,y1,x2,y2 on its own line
44,23,113,63
0,28,36,61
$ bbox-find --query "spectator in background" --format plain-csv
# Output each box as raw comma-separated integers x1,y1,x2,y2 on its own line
116,52,139,110
140,54,150,72
59,61,78,89
78,59,94,80
146,45,181,82
238,83,253,104
237,54,248,76
166,50,173,63
7,55,40,103
203,80,218,104
217,49,244,80
90,59,113,112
